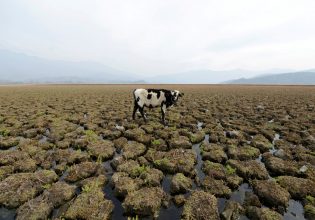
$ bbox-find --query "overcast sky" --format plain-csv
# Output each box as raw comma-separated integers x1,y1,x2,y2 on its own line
1,0,315,76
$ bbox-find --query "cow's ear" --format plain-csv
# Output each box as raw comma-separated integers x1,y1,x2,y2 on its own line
179,93,184,97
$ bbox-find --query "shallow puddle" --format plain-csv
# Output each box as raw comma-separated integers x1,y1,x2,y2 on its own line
284,200,305,220
0,207,15,220
39,135,48,144
217,183,252,219
192,138,206,186
104,181,125,220
159,204,183,220
269,133,280,154
230,183,253,204
197,121,203,130
161,175,172,193
103,151,126,219
218,197,228,213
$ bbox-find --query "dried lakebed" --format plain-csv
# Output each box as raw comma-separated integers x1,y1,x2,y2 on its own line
0,85,314,219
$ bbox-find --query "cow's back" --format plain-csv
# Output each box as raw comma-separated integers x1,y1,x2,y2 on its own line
133,88,166,108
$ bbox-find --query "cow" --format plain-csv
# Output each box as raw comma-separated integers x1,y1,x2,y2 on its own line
132,88,184,125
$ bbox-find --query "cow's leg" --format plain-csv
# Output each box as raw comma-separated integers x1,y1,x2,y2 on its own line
132,101,138,120
161,104,167,125
139,106,147,122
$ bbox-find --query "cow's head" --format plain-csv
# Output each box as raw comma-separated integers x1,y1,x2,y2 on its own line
171,90,184,106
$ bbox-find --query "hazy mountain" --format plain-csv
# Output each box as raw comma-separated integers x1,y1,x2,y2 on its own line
224,71,315,85
145,69,295,84
1,49,313,84
0,49,141,83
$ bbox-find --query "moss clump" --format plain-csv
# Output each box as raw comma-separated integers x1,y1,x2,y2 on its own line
96,155,103,164
203,161,224,173
17,181,76,219
251,179,290,208
80,178,106,194
202,176,232,198
263,154,299,176
190,131,205,144
169,136,192,149
112,172,142,197
122,187,167,217
16,195,53,220
306,195,315,205
201,143,227,163
0,137,20,150
169,126,177,131
121,141,146,160
204,161,222,170
0,166,14,181
175,173,186,181
154,158,171,167
139,168,163,187
0,170,58,208
202,161,226,179
39,170,58,179
227,160,269,180
242,145,260,158
171,173,192,194
127,216,139,220
0,170,5,178
42,184,51,190
151,139,161,145
146,149,196,175
84,130,98,142
227,145,260,160
305,204,315,219
64,162,98,183
304,195,315,219
65,187,114,219
80,175,107,190
182,191,219,220
124,128,146,140
226,164,236,175
252,134,272,152
190,136,197,143
246,206,282,220
0,129,10,137
276,176,315,199
82,184,92,193
131,165,149,177
87,139,115,161
117,160,142,177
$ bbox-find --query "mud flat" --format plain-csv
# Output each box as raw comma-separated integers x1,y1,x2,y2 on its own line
0,84,314,219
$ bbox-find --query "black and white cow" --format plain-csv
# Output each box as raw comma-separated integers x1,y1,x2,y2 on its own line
132,88,183,124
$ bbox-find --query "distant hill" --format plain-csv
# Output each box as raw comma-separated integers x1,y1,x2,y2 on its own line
0,49,142,84
1,49,314,84
145,69,295,84
224,71,315,85
146,70,248,84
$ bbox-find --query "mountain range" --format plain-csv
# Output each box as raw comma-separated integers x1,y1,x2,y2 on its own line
145,69,296,84
1,49,314,84
224,71,315,85
0,49,141,84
